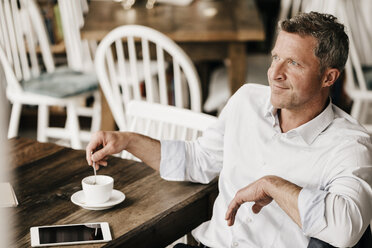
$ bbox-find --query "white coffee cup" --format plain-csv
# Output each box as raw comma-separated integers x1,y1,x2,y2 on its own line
82,175,114,204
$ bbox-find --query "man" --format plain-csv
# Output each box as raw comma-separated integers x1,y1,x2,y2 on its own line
86,12,372,247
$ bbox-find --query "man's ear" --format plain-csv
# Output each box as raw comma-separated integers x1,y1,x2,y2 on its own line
322,68,340,88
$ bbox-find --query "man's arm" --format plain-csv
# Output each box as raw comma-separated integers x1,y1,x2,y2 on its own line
86,131,161,171
225,175,302,227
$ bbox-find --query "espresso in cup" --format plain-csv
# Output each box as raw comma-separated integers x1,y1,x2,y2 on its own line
82,175,114,204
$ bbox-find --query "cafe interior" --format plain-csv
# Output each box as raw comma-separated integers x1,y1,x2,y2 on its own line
0,0,371,247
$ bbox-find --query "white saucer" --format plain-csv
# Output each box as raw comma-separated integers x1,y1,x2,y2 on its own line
71,189,125,210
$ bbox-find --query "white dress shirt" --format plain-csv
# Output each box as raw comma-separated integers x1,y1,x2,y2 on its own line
160,84,372,248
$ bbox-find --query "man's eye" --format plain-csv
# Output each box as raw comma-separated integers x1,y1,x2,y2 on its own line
272,55,279,61
289,60,299,66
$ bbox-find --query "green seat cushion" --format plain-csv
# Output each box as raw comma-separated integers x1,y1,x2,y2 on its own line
22,67,98,98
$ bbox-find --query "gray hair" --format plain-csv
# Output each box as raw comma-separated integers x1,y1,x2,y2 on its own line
279,11,349,73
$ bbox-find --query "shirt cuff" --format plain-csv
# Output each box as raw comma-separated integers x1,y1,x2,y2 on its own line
298,188,329,236
159,140,187,181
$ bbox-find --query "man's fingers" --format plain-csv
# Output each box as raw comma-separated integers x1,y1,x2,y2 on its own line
225,179,275,226
86,147,93,165
99,160,108,166
89,159,108,171
92,146,112,163
252,203,263,214
225,201,237,219
86,134,104,165
225,199,242,226
95,160,108,169
86,148,105,168
228,210,236,226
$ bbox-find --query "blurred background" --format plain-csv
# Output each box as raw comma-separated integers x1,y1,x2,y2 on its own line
12,0,280,141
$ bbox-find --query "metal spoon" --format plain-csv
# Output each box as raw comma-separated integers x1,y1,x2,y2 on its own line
91,151,97,185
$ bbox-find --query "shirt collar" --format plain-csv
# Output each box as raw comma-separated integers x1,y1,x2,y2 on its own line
264,99,334,145
264,98,278,126
295,100,334,145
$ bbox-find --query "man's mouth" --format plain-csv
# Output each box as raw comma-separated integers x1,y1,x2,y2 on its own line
271,83,290,91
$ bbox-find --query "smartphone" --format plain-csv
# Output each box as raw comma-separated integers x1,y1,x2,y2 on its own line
30,222,112,247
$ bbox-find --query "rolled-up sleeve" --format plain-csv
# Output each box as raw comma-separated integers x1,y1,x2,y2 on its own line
159,118,225,183
159,93,236,184
160,140,187,181
298,188,328,236
298,138,372,247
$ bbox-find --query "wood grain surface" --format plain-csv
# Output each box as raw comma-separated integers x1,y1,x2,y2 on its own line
8,137,217,247
82,0,264,42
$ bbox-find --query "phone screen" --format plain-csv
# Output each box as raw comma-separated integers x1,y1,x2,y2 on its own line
38,224,104,244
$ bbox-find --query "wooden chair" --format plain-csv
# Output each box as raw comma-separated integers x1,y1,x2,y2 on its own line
122,100,217,164
0,0,100,149
300,0,372,133
57,0,96,72
340,3,372,133
94,24,202,131
279,0,302,20
58,1,162,87
344,32,372,133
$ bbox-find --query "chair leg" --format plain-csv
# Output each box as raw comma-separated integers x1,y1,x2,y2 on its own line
67,103,82,149
89,39,98,57
90,91,101,133
351,99,362,120
7,102,22,139
359,101,369,124
37,104,49,142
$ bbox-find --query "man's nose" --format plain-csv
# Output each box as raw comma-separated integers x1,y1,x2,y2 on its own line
270,61,286,81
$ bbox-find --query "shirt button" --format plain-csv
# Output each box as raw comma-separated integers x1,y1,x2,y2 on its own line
247,217,252,223
232,241,239,247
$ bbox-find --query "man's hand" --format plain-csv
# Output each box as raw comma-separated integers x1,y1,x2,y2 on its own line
225,176,273,226
86,131,129,169
86,131,161,171
225,176,302,227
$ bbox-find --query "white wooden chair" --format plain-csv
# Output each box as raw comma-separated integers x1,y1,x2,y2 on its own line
58,0,160,80
0,0,101,149
300,0,372,133
343,13,372,133
203,63,230,114
123,99,216,247
279,0,302,20
122,100,217,160
58,0,96,72
94,24,202,131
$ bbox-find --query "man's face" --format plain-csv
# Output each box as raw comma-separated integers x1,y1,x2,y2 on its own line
268,31,325,111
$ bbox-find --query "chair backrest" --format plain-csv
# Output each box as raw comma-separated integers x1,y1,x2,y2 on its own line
58,0,93,72
345,31,368,93
0,45,22,94
94,25,202,130
340,1,372,94
0,0,55,84
279,0,301,20
121,100,217,160
300,0,371,93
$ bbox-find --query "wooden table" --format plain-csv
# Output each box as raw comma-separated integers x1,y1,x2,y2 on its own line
8,137,218,247
82,0,265,94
